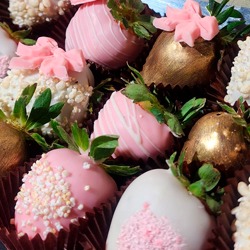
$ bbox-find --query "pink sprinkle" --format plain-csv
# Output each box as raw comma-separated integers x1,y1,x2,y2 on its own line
117,203,185,249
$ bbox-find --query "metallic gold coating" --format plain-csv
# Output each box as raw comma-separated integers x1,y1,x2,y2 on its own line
141,31,218,88
0,121,26,175
181,112,249,173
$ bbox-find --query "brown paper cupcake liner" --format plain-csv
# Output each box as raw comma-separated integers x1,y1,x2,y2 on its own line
77,176,137,250
215,164,250,250
0,0,11,24
0,155,85,250
47,5,79,50
0,153,138,250
207,43,240,104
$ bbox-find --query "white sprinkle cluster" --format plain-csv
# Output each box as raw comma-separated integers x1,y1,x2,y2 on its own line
225,37,250,105
0,69,93,135
8,0,71,27
232,178,250,249
15,154,75,238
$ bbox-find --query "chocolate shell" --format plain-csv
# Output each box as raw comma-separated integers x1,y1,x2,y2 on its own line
141,31,220,89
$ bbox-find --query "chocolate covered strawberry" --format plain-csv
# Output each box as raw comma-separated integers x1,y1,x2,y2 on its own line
0,22,35,78
0,84,63,176
65,0,156,69
92,66,206,162
141,0,250,89
180,99,250,177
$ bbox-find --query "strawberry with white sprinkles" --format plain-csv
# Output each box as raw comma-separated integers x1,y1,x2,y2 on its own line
14,121,139,240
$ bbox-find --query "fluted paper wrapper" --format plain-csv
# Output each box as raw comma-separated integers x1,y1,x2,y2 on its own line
0,0,10,24
0,155,137,250
207,43,240,104
215,165,250,250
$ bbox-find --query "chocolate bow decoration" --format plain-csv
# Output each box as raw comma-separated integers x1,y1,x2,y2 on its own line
9,37,86,81
153,0,219,46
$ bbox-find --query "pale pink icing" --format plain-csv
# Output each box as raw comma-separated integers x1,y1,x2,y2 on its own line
15,148,117,240
70,0,95,5
9,37,87,81
153,0,219,47
91,90,174,161
117,202,184,250
0,56,10,78
65,0,144,69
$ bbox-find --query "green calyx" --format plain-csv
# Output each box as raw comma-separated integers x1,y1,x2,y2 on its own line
206,0,250,43
218,97,250,142
0,22,36,45
167,152,224,215
50,120,140,176
0,83,64,151
107,0,157,40
122,65,206,137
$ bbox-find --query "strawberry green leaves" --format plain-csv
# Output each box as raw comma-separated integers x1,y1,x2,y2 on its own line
167,152,224,214
206,0,250,44
0,84,64,151
122,65,206,137
90,135,119,162
107,0,156,40
218,97,250,142
0,22,36,45
51,121,140,176
10,84,64,132
25,89,64,131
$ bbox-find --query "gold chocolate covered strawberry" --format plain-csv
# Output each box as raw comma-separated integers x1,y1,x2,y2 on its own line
180,99,250,177
0,84,63,176
141,0,250,89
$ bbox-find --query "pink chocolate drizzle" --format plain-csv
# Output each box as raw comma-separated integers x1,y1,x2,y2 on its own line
92,90,174,161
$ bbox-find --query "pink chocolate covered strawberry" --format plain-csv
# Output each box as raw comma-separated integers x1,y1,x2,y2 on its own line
65,0,156,69
92,67,206,162
14,121,139,240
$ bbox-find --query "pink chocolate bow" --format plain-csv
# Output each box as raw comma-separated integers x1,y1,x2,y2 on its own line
9,37,86,81
153,0,219,47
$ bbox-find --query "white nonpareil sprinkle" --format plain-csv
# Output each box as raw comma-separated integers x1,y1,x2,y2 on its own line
15,155,75,239
232,177,250,249
82,162,91,169
84,185,90,191
77,204,84,210
0,69,93,135
8,0,71,27
225,37,250,105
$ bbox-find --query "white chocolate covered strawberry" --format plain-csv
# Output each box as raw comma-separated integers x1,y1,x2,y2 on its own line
9,0,71,27
0,36,94,135
106,169,216,250
0,23,35,78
